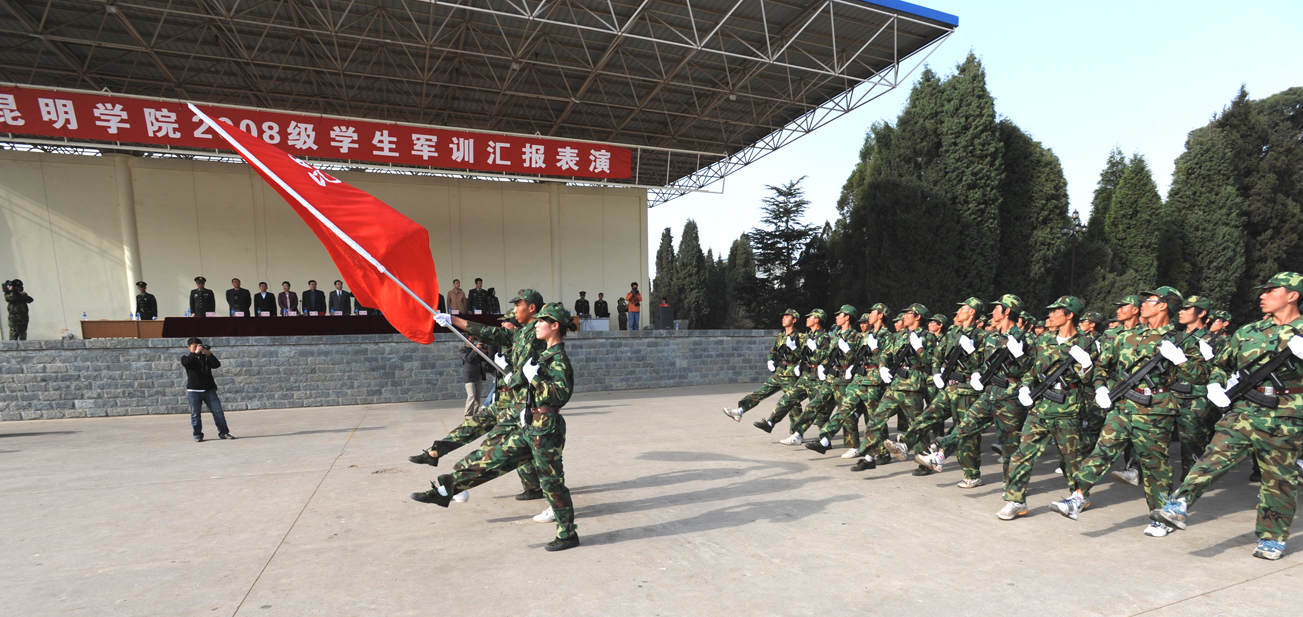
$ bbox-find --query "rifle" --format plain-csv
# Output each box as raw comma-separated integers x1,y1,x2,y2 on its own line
938,332,977,384
851,340,871,376
1106,330,1195,407
1023,331,1105,407
1220,346,1298,409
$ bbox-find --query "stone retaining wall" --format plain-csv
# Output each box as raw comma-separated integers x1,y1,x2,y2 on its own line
0,330,774,421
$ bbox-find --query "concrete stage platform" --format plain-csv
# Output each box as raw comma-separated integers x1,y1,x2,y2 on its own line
1,384,1296,616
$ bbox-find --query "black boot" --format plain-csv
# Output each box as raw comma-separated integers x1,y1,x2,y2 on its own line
1250,458,1262,483
753,420,774,434
516,489,546,501
546,534,581,552
912,464,936,476
410,475,454,507
805,439,830,455
851,457,877,472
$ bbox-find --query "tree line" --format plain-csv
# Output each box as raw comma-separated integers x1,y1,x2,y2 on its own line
652,54,1301,329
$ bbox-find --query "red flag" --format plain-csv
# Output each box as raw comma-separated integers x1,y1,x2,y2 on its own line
189,104,439,344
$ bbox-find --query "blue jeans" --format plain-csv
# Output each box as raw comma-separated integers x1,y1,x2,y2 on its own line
628,312,640,330
187,390,229,438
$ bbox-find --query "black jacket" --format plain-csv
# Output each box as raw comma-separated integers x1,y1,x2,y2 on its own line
136,292,157,320
459,344,490,383
594,299,609,318
181,352,221,390
226,288,252,314
574,298,590,317
329,289,354,314
189,288,216,315
302,289,327,313
253,291,276,316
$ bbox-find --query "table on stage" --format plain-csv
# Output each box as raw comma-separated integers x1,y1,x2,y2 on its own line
159,313,504,338
80,320,166,339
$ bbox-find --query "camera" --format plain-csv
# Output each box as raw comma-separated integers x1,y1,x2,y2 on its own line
202,344,212,351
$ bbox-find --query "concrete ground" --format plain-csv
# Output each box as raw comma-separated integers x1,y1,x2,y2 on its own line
1,383,1298,617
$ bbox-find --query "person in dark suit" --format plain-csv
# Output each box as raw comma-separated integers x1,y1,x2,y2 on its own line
329,280,354,315
594,292,609,319
135,281,157,321
302,280,327,315
574,291,591,317
226,278,252,316
189,276,216,316
277,281,298,315
253,282,276,316
467,278,489,313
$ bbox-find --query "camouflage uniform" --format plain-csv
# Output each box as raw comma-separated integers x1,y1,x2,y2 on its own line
1163,273,1303,544
1172,296,1220,480
784,314,833,436
439,302,579,541
797,306,860,438
902,298,987,480
1003,296,1093,504
830,305,892,456
5,283,32,341
861,304,937,462
1073,288,1212,512
737,309,803,414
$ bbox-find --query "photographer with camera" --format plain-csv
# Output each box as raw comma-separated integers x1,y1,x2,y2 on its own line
4,278,33,340
181,337,235,442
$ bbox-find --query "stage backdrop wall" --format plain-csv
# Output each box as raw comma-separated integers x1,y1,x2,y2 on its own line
0,150,649,340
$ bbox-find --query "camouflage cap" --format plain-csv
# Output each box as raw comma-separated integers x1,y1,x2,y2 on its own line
868,302,891,315
805,308,828,323
857,312,873,323
781,308,801,319
929,314,949,326
905,303,930,318
836,304,859,317
1113,294,1143,308
510,288,544,307
1182,295,1214,311
956,297,985,313
1082,311,1106,326
535,302,574,328
1046,295,1085,316
991,293,1023,313
893,312,906,322
1213,310,1232,323
1141,285,1183,300
1252,271,1303,294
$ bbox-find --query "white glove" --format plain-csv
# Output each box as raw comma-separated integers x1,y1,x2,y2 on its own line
520,407,529,428
767,360,776,373
1290,335,1303,360
503,371,514,385
909,332,923,351
846,367,854,380
794,364,801,378
867,334,878,351
970,371,985,391
879,366,893,383
1198,339,1215,361
1227,373,1241,390
1207,382,1232,408
494,353,508,369
959,335,975,355
522,358,540,382
933,374,945,389
786,336,797,350
434,312,453,327
1159,339,1188,365
817,365,827,381
1017,386,1034,407
1069,345,1093,369
838,338,851,353
1094,386,1112,409
807,338,817,350
1007,335,1025,358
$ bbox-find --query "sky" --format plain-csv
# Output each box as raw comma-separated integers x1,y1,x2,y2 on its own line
648,0,1303,272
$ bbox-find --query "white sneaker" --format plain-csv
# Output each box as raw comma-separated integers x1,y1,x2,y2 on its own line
957,477,983,489
841,448,860,459
997,501,1028,520
916,450,945,473
1111,467,1141,487
1054,467,1062,474
533,507,555,523
885,440,909,461
780,433,804,446
1144,521,1173,537
996,455,1004,464
453,490,470,503
722,407,744,422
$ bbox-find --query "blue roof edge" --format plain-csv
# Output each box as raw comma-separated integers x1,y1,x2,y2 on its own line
858,0,958,27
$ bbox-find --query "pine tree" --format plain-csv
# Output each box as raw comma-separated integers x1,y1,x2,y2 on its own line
1167,126,1246,307
704,249,728,329
1105,155,1164,287
798,222,833,313
651,227,675,327
672,220,709,329
750,179,817,320
994,120,1068,308
725,234,762,328
1086,148,1126,244
938,53,1004,299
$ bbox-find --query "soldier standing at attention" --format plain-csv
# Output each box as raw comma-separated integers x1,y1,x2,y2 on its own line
993,296,1093,520
4,279,33,340
1151,272,1303,560
594,293,609,320
189,277,216,317
416,301,580,552
135,281,157,321
1049,287,1211,537
723,309,802,422
574,291,591,318
467,278,489,313
226,278,252,316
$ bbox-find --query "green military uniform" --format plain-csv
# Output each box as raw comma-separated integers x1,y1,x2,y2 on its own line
899,298,987,480
798,305,860,443
862,304,937,469
1153,273,1303,556
1172,295,1219,480
5,280,33,340
1073,287,1211,515
735,309,802,414
780,311,833,439
931,294,1033,482
423,302,580,549
1002,296,1093,507
189,277,216,315
135,282,157,321
833,305,893,460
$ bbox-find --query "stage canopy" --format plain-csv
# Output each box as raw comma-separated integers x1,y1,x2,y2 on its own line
0,0,956,206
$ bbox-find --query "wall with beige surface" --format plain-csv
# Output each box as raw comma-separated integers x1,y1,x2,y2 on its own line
0,150,648,339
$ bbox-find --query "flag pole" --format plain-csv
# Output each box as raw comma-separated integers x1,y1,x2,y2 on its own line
188,104,505,374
